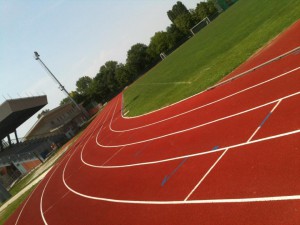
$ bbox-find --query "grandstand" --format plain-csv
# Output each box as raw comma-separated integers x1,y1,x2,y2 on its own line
0,95,68,195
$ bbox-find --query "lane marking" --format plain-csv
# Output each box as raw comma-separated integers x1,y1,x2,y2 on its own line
15,118,101,225
14,180,43,225
247,100,282,142
185,99,282,200
112,66,300,132
40,160,66,225
98,91,300,148
39,109,109,225
122,46,300,119
135,81,191,85
161,158,188,187
184,148,228,201
63,160,300,204
89,129,300,168
64,132,300,205
102,147,125,166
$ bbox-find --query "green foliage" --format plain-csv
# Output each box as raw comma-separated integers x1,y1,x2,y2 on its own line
76,76,93,96
115,64,132,88
124,0,300,116
167,1,190,22
167,1,196,34
148,31,172,58
92,61,122,102
166,24,186,44
195,1,218,21
59,91,84,106
174,13,195,34
60,97,71,105
37,109,49,119
126,43,152,75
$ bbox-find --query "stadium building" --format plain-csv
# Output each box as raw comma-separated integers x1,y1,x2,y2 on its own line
0,95,89,202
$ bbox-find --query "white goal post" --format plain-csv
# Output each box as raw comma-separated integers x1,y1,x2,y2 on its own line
190,17,211,36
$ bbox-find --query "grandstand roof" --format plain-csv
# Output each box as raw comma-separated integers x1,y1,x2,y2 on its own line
0,96,47,140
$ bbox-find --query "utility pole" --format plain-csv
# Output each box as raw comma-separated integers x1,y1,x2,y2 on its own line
34,51,89,119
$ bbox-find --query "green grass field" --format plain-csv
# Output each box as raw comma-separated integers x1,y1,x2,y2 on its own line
124,0,300,116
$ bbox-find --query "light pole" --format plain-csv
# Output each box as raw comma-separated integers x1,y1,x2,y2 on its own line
34,51,89,119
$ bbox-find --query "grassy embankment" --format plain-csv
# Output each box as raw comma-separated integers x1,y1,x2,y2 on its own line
124,0,300,116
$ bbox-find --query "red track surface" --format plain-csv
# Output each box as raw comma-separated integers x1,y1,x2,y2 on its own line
5,21,300,225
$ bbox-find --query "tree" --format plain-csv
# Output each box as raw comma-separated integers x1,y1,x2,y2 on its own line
60,97,71,106
98,61,120,93
37,109,50,119
91,60,122,102
126,43,152,76
76,76,93,96
115,64,133,88
195,1,218,21
59,91,84,106
167,1,191,22
89,77,110,103
167,1,196,34
174,13,195,34
148,31,172,58
207,0,218,15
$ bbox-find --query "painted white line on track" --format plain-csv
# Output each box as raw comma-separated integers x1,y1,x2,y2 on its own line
63,159,300,204
97,91,300,148
184,148,229,201
63,131,300,204
102,146,125,166
247,99,282,142
122,46,300,119
14,181,43,225
39,111,107,225
112,66,300,132
85,129,300,169
184,98,283,200
81,103,116,164
40,159,68,225
95,103,116,146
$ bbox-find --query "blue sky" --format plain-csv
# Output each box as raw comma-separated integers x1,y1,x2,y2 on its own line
0,0,200,137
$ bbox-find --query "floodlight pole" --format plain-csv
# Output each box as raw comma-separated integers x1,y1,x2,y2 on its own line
34,51,89,119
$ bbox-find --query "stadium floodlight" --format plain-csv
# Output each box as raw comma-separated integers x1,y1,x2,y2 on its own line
34,51,40,60
33,51,89,119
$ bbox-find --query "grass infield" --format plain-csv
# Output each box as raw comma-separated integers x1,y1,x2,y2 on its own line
124,0,300,116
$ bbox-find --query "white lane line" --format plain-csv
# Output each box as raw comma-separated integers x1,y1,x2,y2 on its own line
134,81,192,85
40,161,65,225
62,160,300,204
15,124,95,225
97,91,300,148
39,108,107,225
95,103,116,146
122,46,300,119
85,129,300,169
63,132,300,205
184,99,283,201
14,181,43,225
184,148,229,201
112,67,300,132
247,99,282,142
102,146,125,166
80,105,114,164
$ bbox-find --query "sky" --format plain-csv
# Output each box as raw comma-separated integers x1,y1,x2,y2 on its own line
0,0,200,138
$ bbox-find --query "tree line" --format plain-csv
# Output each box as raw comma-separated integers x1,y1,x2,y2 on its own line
60,1,218,107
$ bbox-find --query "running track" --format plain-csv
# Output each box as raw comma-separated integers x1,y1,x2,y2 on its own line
5,20,300,225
